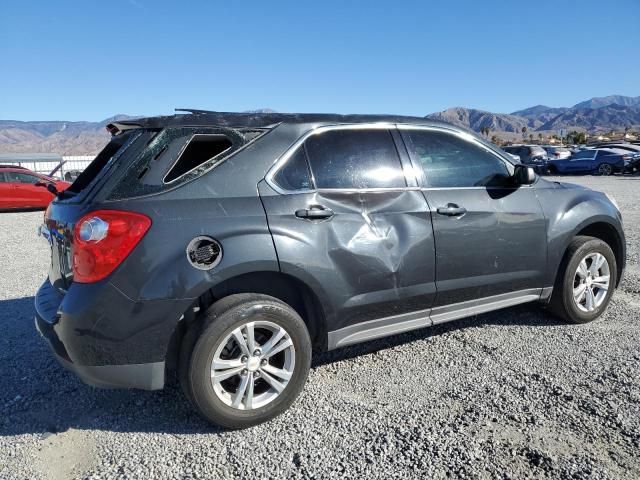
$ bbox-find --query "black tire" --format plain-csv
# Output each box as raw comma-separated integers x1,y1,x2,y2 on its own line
548,236,616,324
181,293,311,429
597,163,612,176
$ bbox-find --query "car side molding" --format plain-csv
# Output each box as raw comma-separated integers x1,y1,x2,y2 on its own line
327,288,550,350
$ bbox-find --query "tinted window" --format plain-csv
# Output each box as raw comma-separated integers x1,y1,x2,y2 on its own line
574,151,595,159
404,130,510,188
304,129,406,189
273,148,313,191
0,173,6,182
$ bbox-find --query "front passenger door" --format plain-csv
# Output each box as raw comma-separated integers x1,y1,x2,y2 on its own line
400,127,547,314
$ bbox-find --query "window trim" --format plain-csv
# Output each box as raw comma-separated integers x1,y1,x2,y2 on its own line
397,125,517,190
266,123,414,195
162,133,235,185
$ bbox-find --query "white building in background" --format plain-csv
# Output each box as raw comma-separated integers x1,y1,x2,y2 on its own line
0,153,94,180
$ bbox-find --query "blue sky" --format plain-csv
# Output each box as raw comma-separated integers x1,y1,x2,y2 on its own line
1,0,639,121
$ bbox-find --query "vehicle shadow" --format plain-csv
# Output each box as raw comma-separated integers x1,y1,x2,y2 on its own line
0,296,563,437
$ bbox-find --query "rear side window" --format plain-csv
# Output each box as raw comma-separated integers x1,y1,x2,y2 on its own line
106,127,250,199
272,148,313,191
164,134,232,183
403,130,510,188
304,129,406,189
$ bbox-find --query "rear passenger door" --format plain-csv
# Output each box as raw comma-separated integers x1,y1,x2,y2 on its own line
399,127,547,315
259,126,437,341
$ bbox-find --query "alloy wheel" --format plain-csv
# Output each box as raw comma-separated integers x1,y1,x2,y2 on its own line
598,164,612,175
210,320,295,410
573,252,610,313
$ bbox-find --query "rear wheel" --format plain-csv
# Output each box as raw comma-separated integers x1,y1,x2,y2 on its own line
181,294,312,428
597,163,613,176
549,236,616,324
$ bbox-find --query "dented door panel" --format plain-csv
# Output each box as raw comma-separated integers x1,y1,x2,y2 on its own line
258,181,436,332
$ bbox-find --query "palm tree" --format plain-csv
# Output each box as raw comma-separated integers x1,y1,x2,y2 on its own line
521,126,527,140
538,133,543,143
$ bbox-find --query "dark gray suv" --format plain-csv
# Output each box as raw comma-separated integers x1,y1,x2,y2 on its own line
35,112,625,428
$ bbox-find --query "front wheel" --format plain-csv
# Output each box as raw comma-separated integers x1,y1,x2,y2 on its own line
597,163,613,176
182,294,312,428
549,236,616,324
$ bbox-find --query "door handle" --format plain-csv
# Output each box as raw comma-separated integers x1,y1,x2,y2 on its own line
295,205,334,220
436,203,467,216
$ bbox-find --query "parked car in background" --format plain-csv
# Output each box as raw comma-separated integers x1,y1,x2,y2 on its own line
546,148,629,175
599,144,640,155
501,149,521,162
543,146,572,160
502,145,548,171
0,166,70,211
35,112,625,428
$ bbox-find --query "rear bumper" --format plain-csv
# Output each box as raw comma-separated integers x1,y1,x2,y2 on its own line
34,278,190,390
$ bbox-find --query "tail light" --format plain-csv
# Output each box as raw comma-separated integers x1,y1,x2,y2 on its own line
73,210,151,283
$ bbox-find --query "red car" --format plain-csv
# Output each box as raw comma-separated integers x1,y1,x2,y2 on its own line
0,166,71,211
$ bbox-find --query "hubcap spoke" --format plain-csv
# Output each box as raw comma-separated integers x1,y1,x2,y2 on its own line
592,281,609,291
260,327,286,356
262,363,293,381
573,283,587,302
577,260,588,279
212,365,245,382
264,338,293,359
212,358,244,370
585,287,595,311
590,254,604,274
232,372,251,408
232,328,251,357
261,369,286,393
245,375,254,410
245,322,256,353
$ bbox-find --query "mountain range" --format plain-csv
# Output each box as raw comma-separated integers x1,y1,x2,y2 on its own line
427,95,640,138
1,96,639,155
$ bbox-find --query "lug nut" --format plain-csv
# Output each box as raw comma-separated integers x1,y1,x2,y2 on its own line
261,359,267,366
253,349,261,356
241,369,248,375
241,355,248,363
254,371,261,378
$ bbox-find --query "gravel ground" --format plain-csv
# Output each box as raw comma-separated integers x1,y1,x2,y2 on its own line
0,175,638,479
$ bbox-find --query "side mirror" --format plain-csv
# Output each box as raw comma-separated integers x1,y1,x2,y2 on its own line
513,164,536,185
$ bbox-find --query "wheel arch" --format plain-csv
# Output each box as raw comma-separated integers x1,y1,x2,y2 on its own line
573,221,624,286
165,271,329,375
549,218,625,292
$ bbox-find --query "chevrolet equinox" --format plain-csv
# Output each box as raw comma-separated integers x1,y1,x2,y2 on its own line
35,111,625,428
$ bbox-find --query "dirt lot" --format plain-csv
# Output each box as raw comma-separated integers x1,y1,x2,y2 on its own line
0,175,638,479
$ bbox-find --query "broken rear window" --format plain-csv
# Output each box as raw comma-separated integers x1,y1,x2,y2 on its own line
105,127,263,199
164,134,233,183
